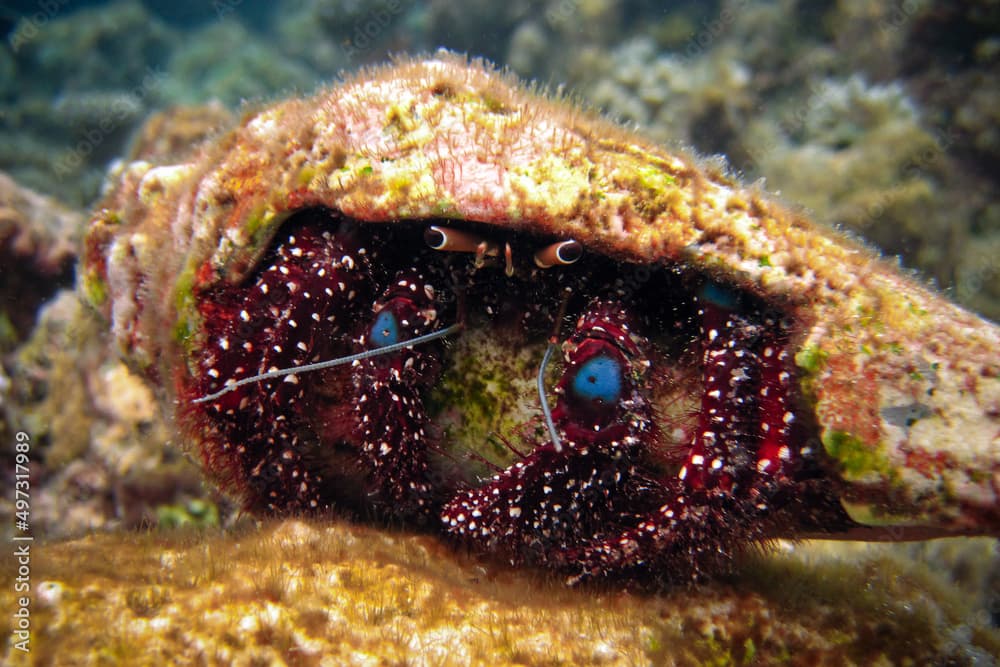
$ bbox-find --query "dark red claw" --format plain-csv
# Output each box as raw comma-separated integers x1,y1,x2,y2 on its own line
189,223,370,512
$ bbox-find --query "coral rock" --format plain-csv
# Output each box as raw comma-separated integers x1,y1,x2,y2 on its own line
1,520,995,665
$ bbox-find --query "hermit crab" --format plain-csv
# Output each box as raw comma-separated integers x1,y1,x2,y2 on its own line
83,54,1000,583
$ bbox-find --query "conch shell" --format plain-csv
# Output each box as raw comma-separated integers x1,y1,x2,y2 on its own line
83,54,999,539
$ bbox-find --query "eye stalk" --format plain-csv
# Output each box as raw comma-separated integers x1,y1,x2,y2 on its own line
424,225,491,254
534,240,582,268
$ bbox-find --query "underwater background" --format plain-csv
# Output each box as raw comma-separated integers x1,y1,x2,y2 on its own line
1,0,998,664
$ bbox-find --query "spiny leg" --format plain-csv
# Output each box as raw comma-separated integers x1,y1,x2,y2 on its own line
352,268,448,520
678,283,762,496
753,321,796,487
192,222,371,512
442,298,658,566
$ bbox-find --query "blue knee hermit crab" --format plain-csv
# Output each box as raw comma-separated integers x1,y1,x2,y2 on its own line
82,54,1000,583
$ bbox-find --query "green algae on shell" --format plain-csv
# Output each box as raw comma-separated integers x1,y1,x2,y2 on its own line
83,53,999,538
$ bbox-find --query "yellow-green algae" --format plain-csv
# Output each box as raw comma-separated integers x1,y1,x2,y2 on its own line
155,499,220,530
80,270,108,309
2,521,996,665
822,430,895,483
429,330,555,473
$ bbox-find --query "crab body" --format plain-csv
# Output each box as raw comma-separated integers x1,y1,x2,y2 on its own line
83,55,1000,581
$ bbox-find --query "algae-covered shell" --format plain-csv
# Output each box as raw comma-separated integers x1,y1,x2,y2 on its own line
83,54,999,537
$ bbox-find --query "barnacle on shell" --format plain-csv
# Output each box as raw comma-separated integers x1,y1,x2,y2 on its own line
83,54,999,573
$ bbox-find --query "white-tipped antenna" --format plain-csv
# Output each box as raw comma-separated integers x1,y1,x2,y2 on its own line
537,288,571,453
537,342,563,453
193,323,462,404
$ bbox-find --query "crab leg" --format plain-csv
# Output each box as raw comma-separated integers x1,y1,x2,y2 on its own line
754,327,797,485
351,268,448,519
679,285,762,495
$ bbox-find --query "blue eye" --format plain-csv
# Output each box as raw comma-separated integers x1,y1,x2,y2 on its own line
572,355,622,404
370,310,399,347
